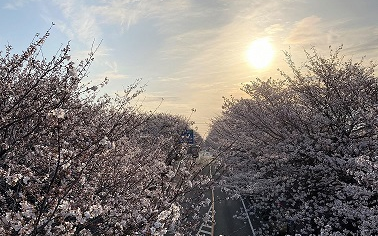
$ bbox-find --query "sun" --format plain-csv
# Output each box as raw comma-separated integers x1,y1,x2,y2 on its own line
246,38,274,69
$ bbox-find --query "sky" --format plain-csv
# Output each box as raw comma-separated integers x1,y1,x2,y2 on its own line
1,0,378,137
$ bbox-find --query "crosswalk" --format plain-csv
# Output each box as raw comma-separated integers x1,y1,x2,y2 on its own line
196,206,213,236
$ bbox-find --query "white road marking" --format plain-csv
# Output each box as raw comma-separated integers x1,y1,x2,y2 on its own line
241,197,256,236
196,206,213,236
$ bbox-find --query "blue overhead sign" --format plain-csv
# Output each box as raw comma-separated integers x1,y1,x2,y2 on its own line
181,129,194,144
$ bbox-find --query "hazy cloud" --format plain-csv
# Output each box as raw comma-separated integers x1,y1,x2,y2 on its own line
2,0,37,10
285,15,323,45
89,0,190,31
157,77,183,82
51,0,101,44
264,24,285,34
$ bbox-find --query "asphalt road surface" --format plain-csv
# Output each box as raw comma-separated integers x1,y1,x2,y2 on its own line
213,188,255,236
196,157,256,236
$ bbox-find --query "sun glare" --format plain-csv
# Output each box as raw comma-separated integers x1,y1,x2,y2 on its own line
246,38,274,69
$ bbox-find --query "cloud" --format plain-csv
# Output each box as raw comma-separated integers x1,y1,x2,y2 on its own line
159,28,219,61
141,95,179,103
91,60,129,85
283,15,356,48
136,91,192,115
90,0,190,31
157,77,183,82
284,15,323,45
2,0,38,10
283,14,378,60
50,0,101,45
264,24,284,34
338,26,378,59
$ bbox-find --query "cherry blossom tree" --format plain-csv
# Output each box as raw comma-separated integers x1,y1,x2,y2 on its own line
136,113,203,164
0,30,208,235
207,47,378,235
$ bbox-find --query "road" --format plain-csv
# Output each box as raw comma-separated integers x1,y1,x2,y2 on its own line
213,188,255,236
196,154,256,236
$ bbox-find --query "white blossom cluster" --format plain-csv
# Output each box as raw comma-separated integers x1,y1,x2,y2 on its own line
0,31,209,235
206,47,378,235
